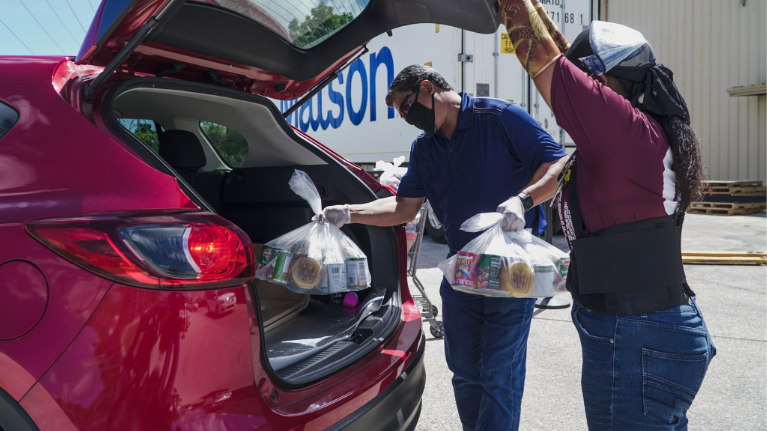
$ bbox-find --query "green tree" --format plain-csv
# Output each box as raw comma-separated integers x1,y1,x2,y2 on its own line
120,119,160,152
288,3,354,47
200,121,248,167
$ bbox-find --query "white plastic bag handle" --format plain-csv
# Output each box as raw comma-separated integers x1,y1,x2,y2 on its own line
460,212,535,243
289,169,322,215
374,156,406,173
460,213,504,232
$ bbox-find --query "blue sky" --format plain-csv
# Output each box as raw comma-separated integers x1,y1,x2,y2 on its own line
0,0,101,56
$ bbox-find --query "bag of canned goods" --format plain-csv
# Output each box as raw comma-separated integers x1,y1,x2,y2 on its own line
437,212,570,298
255,170,371,295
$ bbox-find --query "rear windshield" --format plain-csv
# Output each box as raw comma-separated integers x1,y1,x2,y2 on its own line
197,0,371,49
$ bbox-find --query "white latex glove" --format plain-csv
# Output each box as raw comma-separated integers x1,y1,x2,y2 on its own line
496,196,526,232
318,204,351,228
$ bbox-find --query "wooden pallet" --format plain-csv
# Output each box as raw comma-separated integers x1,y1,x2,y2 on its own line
687,201,766,215
682,251,767,265
705,180,766,196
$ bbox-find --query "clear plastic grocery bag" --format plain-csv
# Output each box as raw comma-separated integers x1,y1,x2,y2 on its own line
255,170,371,295
438,213,570,298
374,156,407,193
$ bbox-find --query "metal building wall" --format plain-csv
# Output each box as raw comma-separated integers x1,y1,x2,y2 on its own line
604,0,766,183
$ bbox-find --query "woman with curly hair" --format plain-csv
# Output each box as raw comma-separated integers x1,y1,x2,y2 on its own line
498,1,716,429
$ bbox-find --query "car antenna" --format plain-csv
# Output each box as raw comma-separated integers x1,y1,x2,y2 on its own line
283,45,370,119
83,0,187,101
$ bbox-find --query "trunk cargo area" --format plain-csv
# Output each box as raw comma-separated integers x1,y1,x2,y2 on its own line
105,78,402,385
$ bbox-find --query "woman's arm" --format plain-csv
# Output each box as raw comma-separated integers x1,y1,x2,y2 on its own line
501,0,643,165
519,156,569,205
499,0,568,109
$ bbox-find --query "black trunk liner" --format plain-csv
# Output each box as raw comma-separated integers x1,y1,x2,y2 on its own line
265,286,386,371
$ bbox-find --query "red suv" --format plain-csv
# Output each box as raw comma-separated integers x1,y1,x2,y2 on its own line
0,1,499,429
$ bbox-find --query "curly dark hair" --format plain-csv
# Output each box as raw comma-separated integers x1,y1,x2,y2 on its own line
660,116,707,209
385,65,453,107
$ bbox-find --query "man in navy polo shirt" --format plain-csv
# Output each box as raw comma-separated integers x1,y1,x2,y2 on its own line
321,65,567,431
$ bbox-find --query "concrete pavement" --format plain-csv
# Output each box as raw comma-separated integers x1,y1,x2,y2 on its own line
411,212,767,431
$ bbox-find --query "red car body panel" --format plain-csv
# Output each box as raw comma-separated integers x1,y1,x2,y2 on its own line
0,57,198,402
0,57,197,219
18,282,421,430
0,55,422,429
127,42,361,100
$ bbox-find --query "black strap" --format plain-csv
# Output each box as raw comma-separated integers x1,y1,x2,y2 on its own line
572,225,685,295
564,149,695,312
566,153,588,238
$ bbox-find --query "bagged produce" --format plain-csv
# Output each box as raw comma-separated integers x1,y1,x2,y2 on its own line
438,213,570,298
255,170,371,295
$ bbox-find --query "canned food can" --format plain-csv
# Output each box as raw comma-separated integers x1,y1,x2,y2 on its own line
454,251,478,288
475,254,502,290
533,265,556,296
324,263,347,293
346,257,369,288
259,245,277,266
271,250,293,283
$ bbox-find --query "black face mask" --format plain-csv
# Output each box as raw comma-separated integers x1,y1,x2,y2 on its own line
405,91,437,134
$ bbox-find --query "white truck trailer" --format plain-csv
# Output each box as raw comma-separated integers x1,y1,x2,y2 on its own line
277,0,596,241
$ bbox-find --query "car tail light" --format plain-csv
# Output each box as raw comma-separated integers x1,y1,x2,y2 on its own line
25,211,255,289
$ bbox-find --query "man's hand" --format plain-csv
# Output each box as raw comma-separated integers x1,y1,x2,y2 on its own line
497,196,526,232
317,196,424,228
319,204,351,227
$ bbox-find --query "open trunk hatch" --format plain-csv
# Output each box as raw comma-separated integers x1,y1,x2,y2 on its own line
77,0,502,99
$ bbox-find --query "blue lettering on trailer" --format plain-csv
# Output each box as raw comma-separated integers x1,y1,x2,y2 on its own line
369,46,395,121
346,58,368,126
327,73,345,129
279,46,395,132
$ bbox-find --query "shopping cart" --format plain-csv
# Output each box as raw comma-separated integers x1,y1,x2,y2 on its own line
407,204,444,338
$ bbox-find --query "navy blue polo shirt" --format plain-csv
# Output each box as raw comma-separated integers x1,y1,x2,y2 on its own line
397,93,566,251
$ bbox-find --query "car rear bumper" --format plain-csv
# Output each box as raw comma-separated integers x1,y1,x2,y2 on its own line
328,333,426,431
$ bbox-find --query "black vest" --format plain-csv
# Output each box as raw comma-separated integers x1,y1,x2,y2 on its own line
561,152,694,315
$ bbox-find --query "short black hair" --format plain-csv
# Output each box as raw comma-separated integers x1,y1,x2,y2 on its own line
385,65,453,107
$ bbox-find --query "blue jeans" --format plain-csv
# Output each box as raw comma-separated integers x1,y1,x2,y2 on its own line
440,278,536,431
572,297,716,430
